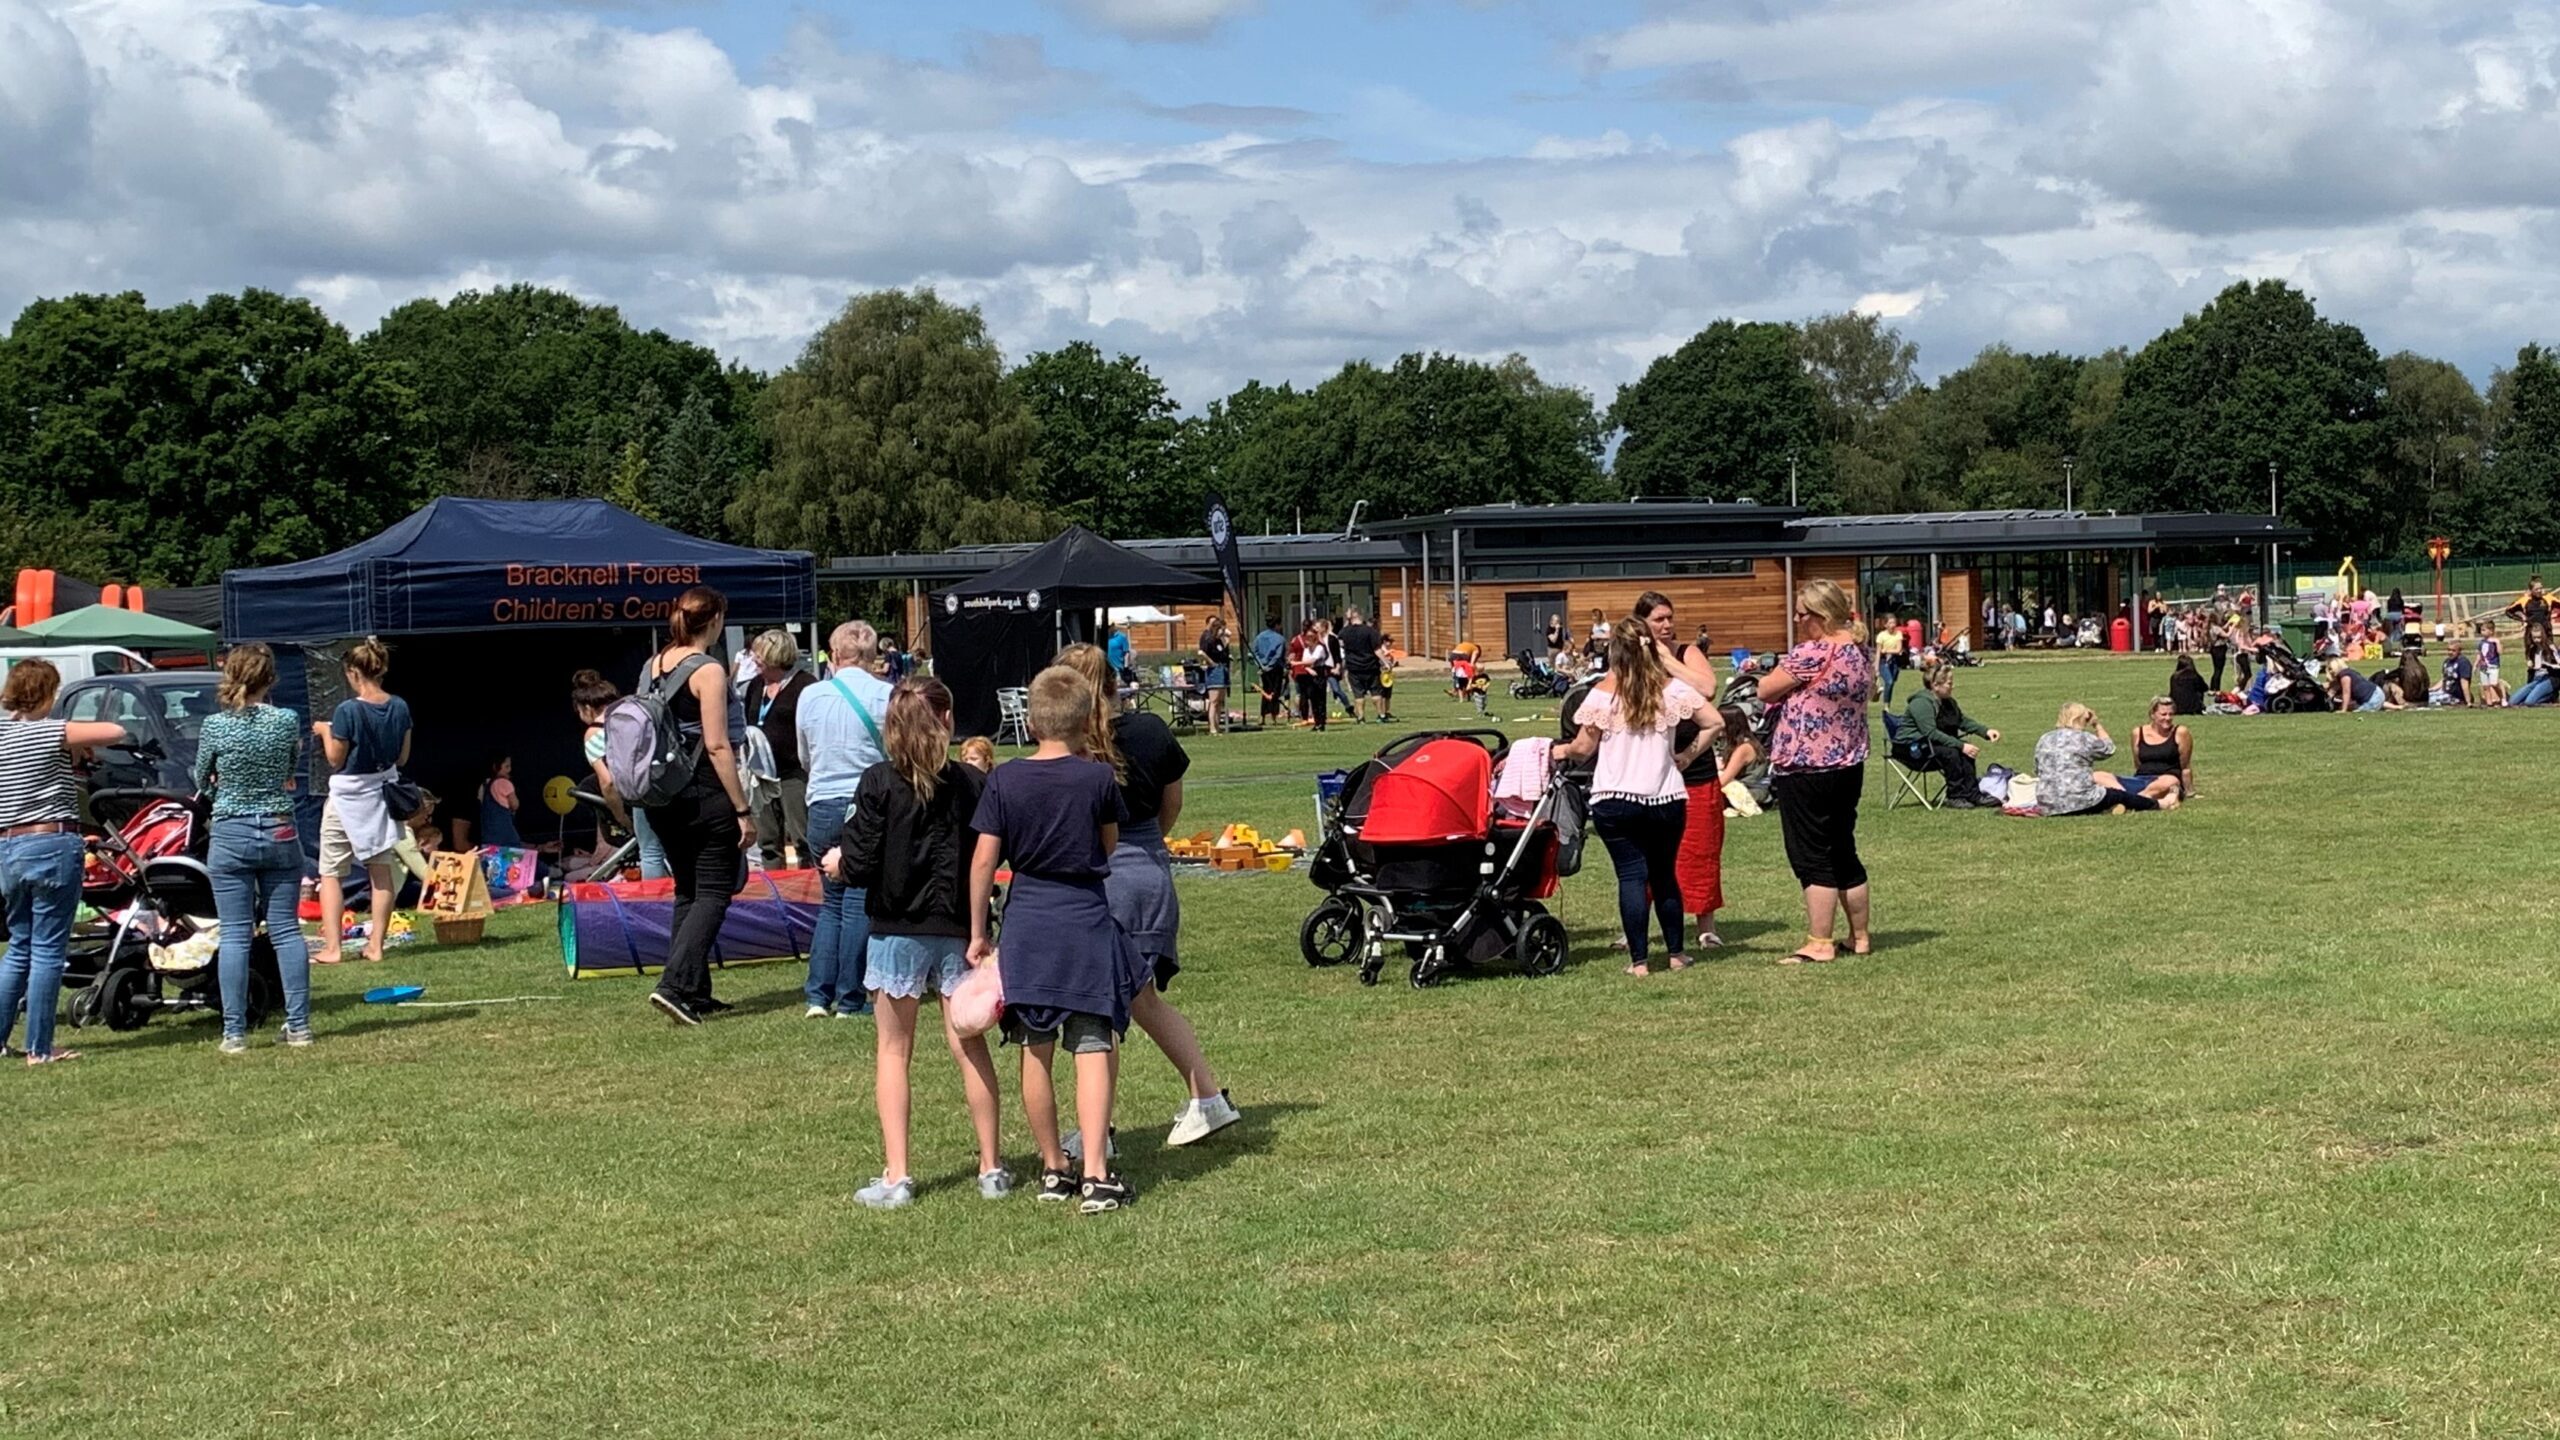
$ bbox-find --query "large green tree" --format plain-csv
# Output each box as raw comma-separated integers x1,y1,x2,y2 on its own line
2373,351,2485,552
363,284,760,518
729,290,1050,559
1609,320,1831,508
1798,310,1919,446
0,289,429,583
2463,344,2560,553
2091,280,2386,552
1011,342,1188,538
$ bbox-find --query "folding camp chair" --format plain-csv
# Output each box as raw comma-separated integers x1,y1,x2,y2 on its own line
1879,713,1943,811
995,687,1032,747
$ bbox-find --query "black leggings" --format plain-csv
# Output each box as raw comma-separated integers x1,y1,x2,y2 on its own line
2209,643,2229,690
1296,674,1327,730
646,784,743,1007
1592,798,1685,964
2059,787,2162,815
1772,765,1867,891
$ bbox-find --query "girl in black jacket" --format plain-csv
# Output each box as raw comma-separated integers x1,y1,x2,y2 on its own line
836,679,1006,1209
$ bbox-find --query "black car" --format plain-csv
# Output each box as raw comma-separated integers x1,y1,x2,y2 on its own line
54,670,224,793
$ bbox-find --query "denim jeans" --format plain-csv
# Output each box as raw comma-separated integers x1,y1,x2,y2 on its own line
631,807,671,881
1591,798,1686,965
802,795,871,1013
0,830,85,1058
1878,656,1902,704
209,814,313,1039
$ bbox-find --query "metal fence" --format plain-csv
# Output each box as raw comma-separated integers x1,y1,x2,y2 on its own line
2154,556,2554,605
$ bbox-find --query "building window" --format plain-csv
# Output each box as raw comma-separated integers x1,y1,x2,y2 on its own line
1665,558,1753,577
1470,558,1752,580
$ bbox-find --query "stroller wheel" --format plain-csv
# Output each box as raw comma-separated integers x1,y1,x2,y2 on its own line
1299,898,1364,968
1514,913,1569,977
1409,948,1449,989
94,965,150,1032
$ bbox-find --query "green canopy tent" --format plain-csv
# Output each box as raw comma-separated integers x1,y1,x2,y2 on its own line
22,604,217,649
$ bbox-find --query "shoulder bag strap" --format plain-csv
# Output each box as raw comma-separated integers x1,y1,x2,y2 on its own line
828,676,887,752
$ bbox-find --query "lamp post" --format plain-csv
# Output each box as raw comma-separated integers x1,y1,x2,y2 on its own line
1789,451,1799,507
2062,454,2075,513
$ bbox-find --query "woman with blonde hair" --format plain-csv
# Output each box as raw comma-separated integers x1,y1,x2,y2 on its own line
1053,643,1240,1148
0,660,127,1064
196,643,315,1052
1560,622,1716,976
1758,579,1874,964
2032,703,2179,816
837,678,1006,1207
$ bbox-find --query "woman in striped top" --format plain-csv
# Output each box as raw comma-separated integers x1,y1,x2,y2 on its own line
0,660,128,1064
194,643,314,1053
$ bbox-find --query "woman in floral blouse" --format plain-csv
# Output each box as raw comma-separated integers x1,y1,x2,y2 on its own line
1757,579,1874,965
194,643,314,1052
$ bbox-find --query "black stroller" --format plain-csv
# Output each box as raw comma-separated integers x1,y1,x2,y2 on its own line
2257,638,2332,713
1301,730,1571,988
65,789,283,1033
1510,650,1573,699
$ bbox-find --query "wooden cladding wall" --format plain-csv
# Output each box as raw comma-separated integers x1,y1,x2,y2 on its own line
1458,567,1794,657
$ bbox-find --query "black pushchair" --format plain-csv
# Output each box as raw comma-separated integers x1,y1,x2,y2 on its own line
1301,730,1570,988
1510,650,1573,699
65,789,283,1033
2257,638,2332,713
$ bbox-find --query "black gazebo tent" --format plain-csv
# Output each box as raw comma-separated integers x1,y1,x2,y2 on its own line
932,526,1223,736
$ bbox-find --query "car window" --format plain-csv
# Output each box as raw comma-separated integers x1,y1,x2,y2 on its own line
101,652,154,676
158,684,217,746
66,687,111,722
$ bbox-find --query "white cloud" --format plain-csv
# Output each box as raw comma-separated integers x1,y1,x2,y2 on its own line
1055,0,1261,43
2,0,2558,422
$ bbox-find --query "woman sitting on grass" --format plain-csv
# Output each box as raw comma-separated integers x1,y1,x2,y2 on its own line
2033,704,2179,816
2129,697,2198,801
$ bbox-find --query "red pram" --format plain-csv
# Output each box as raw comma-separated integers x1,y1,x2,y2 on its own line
1302,730,1564,988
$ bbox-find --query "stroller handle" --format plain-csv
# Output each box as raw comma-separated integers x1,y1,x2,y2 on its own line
86,786,203,816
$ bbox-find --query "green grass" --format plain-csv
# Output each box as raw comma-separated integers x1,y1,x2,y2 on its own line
8,654,2560,1437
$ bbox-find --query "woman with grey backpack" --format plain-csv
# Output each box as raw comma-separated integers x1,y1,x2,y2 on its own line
630,587,755,1026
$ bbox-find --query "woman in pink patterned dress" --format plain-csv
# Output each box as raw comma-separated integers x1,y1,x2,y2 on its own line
1757,579,1874,965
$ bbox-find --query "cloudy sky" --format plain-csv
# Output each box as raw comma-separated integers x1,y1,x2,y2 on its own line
4,0,2556,407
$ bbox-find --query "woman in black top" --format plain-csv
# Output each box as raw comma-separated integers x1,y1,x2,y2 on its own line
838,678,1003,1206
641,587,756,1027
2168,654,2208,715
1057,644,1240,1149
1196,616,1233,737
2131,696,2197,799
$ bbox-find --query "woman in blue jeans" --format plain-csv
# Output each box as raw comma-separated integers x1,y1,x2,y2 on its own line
194,644,315,1053
0,660,128,1065
799,621,892,1019
1558,627,1718,977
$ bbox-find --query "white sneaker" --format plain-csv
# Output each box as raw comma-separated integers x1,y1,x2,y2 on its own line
1061,1126,1119,1162
218,1034,248,1056
1167,1090,1242,1147
854,1176,914,1210
977,1167,1014,1200
804,1005,829,1019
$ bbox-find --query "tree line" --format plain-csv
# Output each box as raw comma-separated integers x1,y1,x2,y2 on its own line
2,278,2556,586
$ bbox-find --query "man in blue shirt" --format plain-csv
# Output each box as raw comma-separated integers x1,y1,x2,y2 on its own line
798,621,893,1018
1104,625,1134,683
1251,615,1288,724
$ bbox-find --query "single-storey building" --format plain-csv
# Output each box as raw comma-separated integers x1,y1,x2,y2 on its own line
825,502,2305,660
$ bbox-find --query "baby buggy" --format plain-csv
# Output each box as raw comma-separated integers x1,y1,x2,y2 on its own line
2256,638,2332,714
63,788,283,1033
1301,730,1567,989
1445,644,1491,715
1510,649,1572,700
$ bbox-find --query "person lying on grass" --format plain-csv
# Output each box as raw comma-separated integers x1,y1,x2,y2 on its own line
2032,703,2179,816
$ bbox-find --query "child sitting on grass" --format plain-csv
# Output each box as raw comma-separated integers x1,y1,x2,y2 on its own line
839,679,1005,1211
968,666,1146,1215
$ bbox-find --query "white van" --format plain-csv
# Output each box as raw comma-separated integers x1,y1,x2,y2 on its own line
0,646,157,684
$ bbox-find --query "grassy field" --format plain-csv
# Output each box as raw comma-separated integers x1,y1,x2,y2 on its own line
7,653,2560,1437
